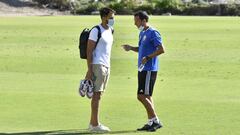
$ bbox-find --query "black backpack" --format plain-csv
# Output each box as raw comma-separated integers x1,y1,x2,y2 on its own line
79,26,101,59
79,25,114,59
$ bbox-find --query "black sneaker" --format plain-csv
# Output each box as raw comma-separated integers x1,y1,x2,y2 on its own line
148,122,163,132
137,124,151,131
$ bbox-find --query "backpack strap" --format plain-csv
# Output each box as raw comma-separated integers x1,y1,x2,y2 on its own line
91,25,101,47
91,25,113,47
110,27,114,34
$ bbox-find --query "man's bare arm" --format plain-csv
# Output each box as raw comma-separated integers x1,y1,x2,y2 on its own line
85,39,96,80
122,44,139,52
142,44,165,64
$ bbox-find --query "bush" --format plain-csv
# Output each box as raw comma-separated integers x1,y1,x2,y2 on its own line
75,2,105,15
183,4,218,15
155,0,183,15
33,0,70,10
109,2,134,15
134,4,155,15
221,4,240,16
182,4,240,16
34,0,240,16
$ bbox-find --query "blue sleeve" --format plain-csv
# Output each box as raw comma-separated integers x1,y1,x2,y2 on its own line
151,30,162,47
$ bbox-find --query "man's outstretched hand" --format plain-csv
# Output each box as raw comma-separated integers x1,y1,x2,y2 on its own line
122,44,132,51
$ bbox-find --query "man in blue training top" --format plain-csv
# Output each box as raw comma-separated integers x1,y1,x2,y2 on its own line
122,11,165,132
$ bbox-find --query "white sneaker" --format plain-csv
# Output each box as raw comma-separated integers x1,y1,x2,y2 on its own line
86,80,94,99
88,124,110,133
79,80,87,97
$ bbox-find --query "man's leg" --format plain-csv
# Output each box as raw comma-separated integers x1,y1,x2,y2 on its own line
89,64,110,132
90,92,101,126
137,71,157,119
137,71,162,131
137,94,156,119
147,96,155,110
137,94,162,132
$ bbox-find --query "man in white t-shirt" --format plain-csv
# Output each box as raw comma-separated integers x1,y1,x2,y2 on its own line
85,7,115,133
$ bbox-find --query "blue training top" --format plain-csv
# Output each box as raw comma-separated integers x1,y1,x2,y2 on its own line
138,27,162,71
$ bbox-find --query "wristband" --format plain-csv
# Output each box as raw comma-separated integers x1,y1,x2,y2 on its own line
146,56,151,61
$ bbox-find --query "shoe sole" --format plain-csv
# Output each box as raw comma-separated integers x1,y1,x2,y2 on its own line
148,125,162,132
86,92,93,99
79,89,86,97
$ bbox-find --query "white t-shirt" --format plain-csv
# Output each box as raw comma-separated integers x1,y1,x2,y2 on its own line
88,24,113,67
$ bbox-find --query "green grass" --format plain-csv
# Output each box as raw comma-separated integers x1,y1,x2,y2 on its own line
0,16,240,135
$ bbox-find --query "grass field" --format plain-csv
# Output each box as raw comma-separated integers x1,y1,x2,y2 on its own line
0,16,240,135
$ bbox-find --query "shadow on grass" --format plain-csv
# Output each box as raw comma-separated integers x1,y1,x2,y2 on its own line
0,129,139,135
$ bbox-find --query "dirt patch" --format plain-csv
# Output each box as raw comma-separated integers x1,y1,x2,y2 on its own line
0,0,70,16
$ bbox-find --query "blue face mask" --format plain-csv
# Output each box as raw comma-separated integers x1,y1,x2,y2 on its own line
107,19,114,27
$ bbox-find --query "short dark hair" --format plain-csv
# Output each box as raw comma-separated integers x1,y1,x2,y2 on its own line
100,7,115,18
134,11,149,22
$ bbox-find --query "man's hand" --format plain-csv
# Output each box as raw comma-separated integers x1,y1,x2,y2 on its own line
122,44,132,51
141,56,151,64
85,70,93,81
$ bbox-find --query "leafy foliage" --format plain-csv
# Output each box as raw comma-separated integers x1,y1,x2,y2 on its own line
33,0,240,15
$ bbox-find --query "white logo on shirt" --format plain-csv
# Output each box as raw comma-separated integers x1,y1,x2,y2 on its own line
143,35,147,41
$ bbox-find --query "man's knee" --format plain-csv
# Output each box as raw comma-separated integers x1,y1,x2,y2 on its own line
138,94,151,101
137,94,145,101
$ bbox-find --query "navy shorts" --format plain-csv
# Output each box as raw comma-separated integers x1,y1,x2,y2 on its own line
138,71,157,96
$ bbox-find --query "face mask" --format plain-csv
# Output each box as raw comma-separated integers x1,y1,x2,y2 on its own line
107,19,114,27
138,25,144,31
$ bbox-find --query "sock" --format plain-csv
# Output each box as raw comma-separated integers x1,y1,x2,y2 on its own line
150,116,160,124
147,119,153,125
